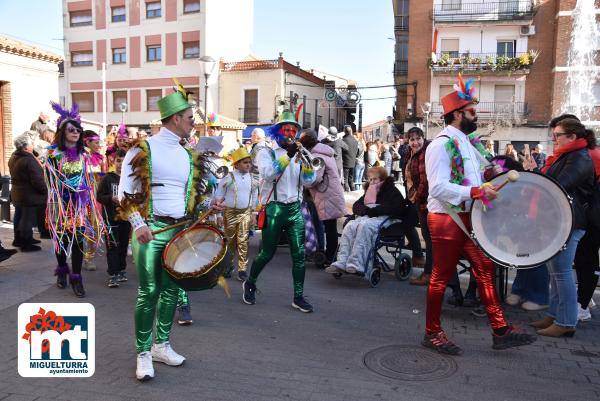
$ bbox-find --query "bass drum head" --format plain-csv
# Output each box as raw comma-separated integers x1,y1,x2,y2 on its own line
470,171,573,268
163,224,228,291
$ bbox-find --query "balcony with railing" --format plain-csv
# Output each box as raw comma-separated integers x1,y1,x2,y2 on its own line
431,101,528,120
429,51,538,74
239,107,260,124
432,1,535,23
395,15,409,31
394,60,408,75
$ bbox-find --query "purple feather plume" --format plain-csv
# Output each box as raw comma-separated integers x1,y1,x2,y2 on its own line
50,101,81,129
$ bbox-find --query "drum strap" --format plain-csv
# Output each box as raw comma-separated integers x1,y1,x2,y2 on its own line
442,203,472,239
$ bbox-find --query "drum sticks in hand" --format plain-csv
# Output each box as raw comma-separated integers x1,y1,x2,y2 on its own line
494,170,520,192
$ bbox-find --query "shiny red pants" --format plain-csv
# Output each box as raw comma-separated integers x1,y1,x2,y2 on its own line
426,213,507,334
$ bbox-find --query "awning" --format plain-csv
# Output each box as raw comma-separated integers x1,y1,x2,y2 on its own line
242,124,271,140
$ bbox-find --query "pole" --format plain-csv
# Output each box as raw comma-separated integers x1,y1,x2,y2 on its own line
314,99,318,128
101,62,106,140
358,103,363,132
302,95,307,127
328,103,331,127
204,73,209,136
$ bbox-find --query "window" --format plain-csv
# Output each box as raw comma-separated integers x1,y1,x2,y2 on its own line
243,89,258,123
146,2,161,18
439,85,454,98
111,6,126,22
71,51,93,67
112,48,126,64
304,113,312,127
147,89,162,111
113,91,128,112
183,0,200,14
183,41,200,59
440,39,459,58
72,92,94,112
70,10,92,27
494,85,515,102
497,40,516,57
147,45,161,61
441,0,461,11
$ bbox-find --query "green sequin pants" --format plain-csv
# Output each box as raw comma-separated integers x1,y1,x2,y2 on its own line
133,220,183,353
249,201,306,298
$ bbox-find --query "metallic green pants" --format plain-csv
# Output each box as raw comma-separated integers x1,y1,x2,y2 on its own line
249,201,306,298
133,220,183,353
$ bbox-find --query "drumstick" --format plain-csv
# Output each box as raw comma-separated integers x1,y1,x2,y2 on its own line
494,170,520,192
150,207,214,235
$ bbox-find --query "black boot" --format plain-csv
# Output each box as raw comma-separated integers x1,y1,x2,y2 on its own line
55,265,70,289
70,273,85,297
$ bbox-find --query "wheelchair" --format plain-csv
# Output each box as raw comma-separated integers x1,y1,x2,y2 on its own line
331,215,413,287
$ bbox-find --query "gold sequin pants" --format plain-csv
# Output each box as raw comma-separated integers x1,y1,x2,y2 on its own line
224,208,252,272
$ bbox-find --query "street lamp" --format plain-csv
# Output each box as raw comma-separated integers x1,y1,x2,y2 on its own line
119,102,128,123
421,102,431,138
199,55,216,135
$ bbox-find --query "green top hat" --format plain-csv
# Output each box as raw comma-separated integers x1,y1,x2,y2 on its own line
276,111,301,129
157,91,192,120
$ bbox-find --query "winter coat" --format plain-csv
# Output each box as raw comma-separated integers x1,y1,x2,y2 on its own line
323,138,347,172
8,149,47,207
96,172,121,223
341,134,359,169
545,148,594,230
306,143,346,221
352,176,407,220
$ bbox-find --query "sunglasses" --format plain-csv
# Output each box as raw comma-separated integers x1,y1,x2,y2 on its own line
66,126,81,134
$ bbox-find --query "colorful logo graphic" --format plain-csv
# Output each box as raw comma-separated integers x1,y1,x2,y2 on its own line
18,303,95,377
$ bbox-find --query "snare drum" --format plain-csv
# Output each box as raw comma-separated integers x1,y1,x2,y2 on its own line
162,224,230,291
470,171,573,268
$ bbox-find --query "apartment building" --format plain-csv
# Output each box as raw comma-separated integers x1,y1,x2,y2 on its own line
393,0,600,152
61,0,253,130
218,54,355,136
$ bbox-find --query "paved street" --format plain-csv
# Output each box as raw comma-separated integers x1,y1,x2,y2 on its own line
0,224,599,401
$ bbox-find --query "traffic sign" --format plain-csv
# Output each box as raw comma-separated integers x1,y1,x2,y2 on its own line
324,89,337,102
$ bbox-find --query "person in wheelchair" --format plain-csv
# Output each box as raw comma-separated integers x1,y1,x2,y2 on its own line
326,166,409,275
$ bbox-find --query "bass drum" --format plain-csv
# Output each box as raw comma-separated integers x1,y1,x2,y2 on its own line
162,224,230,291
470,171,573,268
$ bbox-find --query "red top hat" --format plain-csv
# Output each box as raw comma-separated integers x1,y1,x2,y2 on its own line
441,74,478,116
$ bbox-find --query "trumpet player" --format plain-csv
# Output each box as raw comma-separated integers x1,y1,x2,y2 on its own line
242,111,317,313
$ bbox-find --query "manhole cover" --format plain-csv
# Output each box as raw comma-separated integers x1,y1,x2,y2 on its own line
363,345,457,381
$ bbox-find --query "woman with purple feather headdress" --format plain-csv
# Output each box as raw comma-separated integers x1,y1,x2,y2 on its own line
45,101,107,297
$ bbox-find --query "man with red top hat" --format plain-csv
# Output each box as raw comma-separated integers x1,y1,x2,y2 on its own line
422,75,537,355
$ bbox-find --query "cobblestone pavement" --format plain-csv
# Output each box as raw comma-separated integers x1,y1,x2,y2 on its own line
0,225,599,401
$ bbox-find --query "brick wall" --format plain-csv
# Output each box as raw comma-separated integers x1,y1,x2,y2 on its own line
406,0,433,121
524,0,557,125
1,82,12,175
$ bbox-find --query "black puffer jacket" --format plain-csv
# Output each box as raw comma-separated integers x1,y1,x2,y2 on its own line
353,176,408,219
545,148,594,229
8,149,47,207
342,134,359,169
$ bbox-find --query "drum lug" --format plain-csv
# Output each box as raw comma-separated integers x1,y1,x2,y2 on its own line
561,243,568,251
469,232,476,240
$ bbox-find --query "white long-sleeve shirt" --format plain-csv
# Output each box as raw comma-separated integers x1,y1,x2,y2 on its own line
255,143,317,204
214,170,258,209
425,125,483,213
118,127,191,219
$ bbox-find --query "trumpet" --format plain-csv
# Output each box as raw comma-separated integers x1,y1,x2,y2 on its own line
289,139,324,171
198,152,229,179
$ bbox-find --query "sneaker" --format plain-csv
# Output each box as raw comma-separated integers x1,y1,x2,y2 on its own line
325,264,342,274
177,304,193,326
117,271,128,282
242,280,256,305
151,342,185,366
0,248,17,263
471,306,487,317
590,299,597,309
136,351,154,381
292,296,314,313
237,271,248,282
107,275,120,288
505,293,523,306
421,331,463,356
345,266,358,274
578,303,592,322
492,325,537,350
82,260,97,271
521,301,548,311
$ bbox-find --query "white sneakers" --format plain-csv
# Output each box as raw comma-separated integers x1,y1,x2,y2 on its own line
151,342,186,366
578,303,592,322
136,352,154,381
521,301,548,311
136,342,185,381
505,293,523,306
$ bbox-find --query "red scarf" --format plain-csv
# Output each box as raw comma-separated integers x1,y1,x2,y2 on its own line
541,138,588,173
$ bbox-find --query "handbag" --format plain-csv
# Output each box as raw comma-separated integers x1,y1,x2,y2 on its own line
257,173,284,230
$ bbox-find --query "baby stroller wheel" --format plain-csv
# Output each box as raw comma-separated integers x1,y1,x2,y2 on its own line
394,253,412,281
369,268,381,287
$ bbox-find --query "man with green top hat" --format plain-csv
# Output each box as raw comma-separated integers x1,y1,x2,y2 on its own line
242,111,317,312
118,82,223,381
